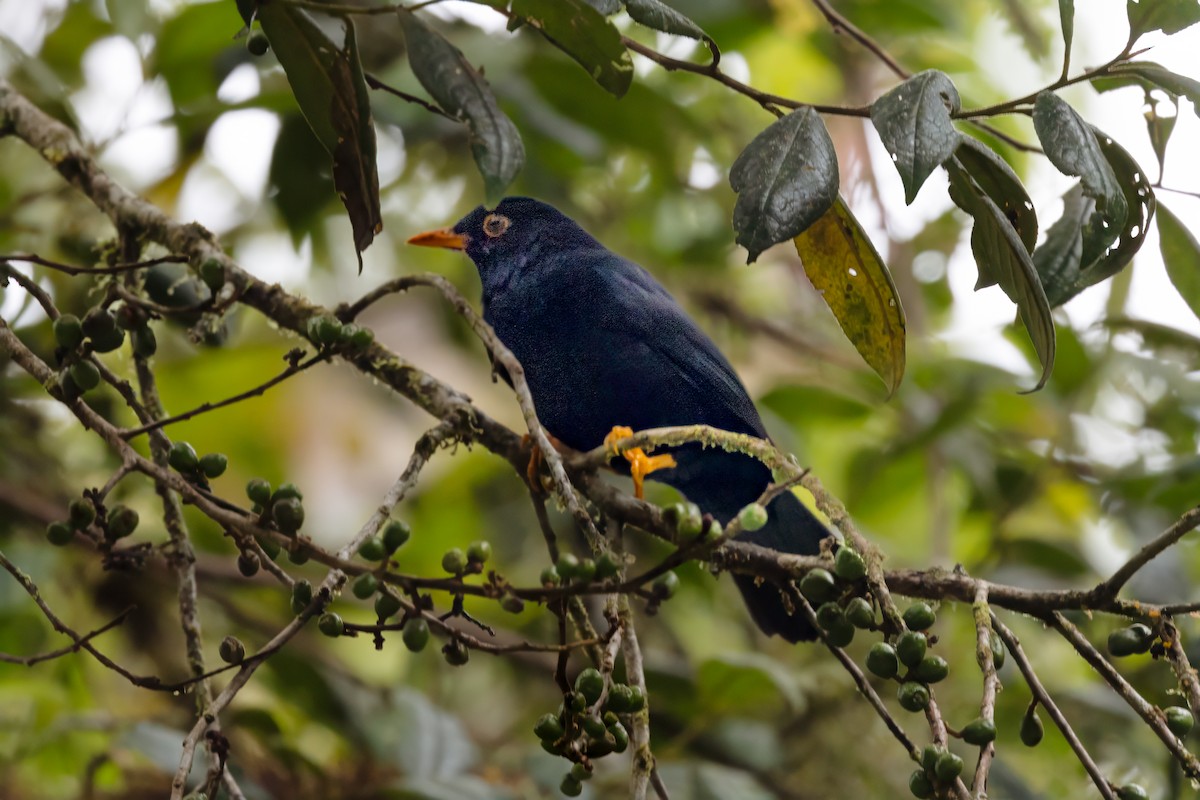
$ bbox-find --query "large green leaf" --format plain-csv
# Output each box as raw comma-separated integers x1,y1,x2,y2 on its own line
483,0,634,97
398,12,525,201
952,134,1038,263
729,106,839,263
1092,61,1200,116
624,0,708,40
948,162,1056,390
1127,0,1200,41
793,197,906,394
869,70,961,204
1033,186,1089,307
1158,203,1200,323
258,3,382,266
1032,92,1127,235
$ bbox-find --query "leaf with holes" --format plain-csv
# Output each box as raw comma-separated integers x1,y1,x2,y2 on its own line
952,134,1038,258
948,161,1056,390
1159,203,1200,323
625,0,707,40
495,0,633,97
1033,186,1090,307
1127,0,1200,41
1032,92,1127,245
399,12,525,202
258,4,381,268
870,70,961,204
1080,132,1154,283
793,197,905,395
730,107,839,263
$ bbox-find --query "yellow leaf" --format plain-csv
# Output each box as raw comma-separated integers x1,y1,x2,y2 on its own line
793,197,906,395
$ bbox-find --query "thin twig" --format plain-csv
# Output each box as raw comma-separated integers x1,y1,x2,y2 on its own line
1091,504,1200,602
0,252,187,276
0,606,133,666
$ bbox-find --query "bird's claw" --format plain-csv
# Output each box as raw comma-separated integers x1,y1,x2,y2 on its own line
604,425,676,500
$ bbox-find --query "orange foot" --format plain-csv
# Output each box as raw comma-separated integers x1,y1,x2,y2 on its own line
603,425,676,500
523,432,567,494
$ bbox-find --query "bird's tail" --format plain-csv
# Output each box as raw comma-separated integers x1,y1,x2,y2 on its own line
732,489,830,643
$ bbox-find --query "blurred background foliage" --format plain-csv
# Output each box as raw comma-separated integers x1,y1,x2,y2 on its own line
2,0,1200,798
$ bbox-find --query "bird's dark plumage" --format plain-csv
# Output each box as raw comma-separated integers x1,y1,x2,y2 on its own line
418,197,831,642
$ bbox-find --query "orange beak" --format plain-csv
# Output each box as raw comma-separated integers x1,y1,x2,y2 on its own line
407,227,468,251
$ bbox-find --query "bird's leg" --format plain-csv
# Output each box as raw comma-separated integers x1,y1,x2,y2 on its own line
523,432,568,495
604,425,676,500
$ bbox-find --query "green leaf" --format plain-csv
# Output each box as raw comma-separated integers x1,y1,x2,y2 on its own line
582,0,622,13
269,114,336,246
1083,131,1155,282
1059,0,1075,66
869,69,961,204
258,4,382,267
793,197,906,394
1127,0,1200,41
1092,61,1200,116
952,134,1038,256
497,0,634,97
1158,203,1200,322
1032,92,1127,232
398,12,525,202
729,106,839,263
948,161,1056,390
624,0,708,40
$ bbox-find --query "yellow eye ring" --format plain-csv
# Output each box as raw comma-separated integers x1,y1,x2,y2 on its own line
482,213,511,238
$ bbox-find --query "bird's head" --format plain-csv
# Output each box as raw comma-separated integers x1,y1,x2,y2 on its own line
408,197,598,291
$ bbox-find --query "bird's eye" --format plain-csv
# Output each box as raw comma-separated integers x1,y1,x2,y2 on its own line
482,213,511,238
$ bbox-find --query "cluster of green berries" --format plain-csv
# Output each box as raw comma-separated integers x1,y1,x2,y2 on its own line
52,306,155,398
539,551,626,588
534,667,642,796
46,495,138,546
306,314,374,354
168,441,228,485
440,540,493,576
796,545,870,646
908,743,965,798
662,501,718,542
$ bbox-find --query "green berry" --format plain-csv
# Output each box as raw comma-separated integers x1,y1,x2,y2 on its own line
594,551,621,580
816,602,845,631
81,307,117,339
897,681,930,712
606,684,634,713
534,713,563,741
272,497,304,534
559,775,583,797
89,326,125,353
920,744,942,772
291,580,313,614
107,505,139,539
913,655,949,684
287,546,309,565
961,717,997,745
219,635,245,664
569,764,590,784
53,315,84,349
866,642,899,679
318,612,343,637
442,639,469,666
69,360,101,391
609,721,629,752
358,536,387,562
381,520,410,552
539,739,563,756
68,497,95,529
500,595,525,614
556,553,580,580
272,483,303,502
441,548,468,574
651,571,679,599
46,521,74,546
1108,624,1153,657
989,630,1005,669
347,325,374,351
909,769,934,799
1116,785,1150,800
351,573,378,599
1166,706,1194,737
246,31,270,56
575,668,604,705
168,441,199,473
844,596,875,628
799,568,838,604
402,618,430,652
246,478,272,506
199,453,227,479
834,546,867,581
896,631,928,667
198,258,224,292
374,592,402,620
1020,707,1044,747
903,602,936,631
825,620,855,647
236,551,260,577
626,685,646,712
466,540,492,565
581,714,606,738
571,558,596,584
737,502,768,531
131,326,157,358
307,315,342,346
540,566,561,586
934,750,963,782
